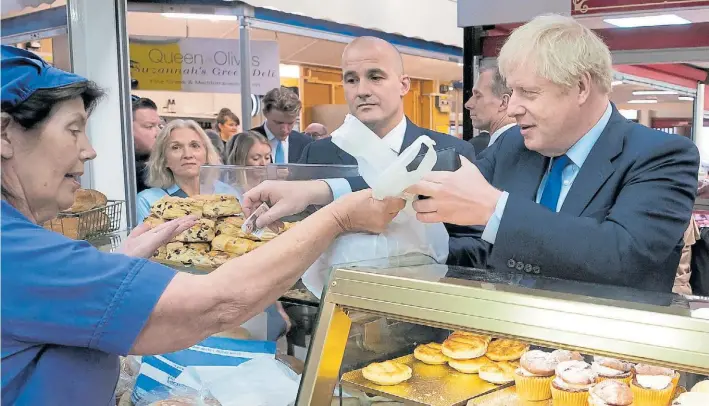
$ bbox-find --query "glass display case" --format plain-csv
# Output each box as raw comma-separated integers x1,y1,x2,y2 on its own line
296,255,709,406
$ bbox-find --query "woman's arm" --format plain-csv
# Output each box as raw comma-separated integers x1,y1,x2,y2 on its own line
130,189,404,354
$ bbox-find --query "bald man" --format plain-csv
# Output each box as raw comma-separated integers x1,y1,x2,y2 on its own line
304,123,329,140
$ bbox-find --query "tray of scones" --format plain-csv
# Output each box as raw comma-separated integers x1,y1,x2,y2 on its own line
343,330,703,406
146,194,296,270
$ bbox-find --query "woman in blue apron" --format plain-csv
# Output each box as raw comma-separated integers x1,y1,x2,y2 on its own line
1,45,404,405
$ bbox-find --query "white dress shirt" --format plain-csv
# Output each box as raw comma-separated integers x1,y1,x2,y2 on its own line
488,123,516,147
326,116,408,199
264,121,290,164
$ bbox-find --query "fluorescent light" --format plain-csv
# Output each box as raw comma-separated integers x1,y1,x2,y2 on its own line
678,96,694,101
611,80,623,87
604,14,690,28
619,109,638,120
161,13,238,21
632,90,678,96
628,99,658,104
279,64,300,79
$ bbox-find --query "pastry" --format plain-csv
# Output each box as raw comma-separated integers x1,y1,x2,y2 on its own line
65,188,107,213
215,218,248,239
478,361,516,384
631,364,677,406
485,339,529,361
551,349,584,363
441,334,488,360
592,356,633,384
361,361,412,386
514,350,558,401
588,380,634,406
413,343,448,365
191,250,235,267
672,392,709,405
691,380,709,393
194,194,242,217
174,218,216,243
551,360,597,406
447,356,492,374
211,234,256,256
449,331,493,344
152,245,167,260
165,242,210,265
155,196,204,219
144,214,165,229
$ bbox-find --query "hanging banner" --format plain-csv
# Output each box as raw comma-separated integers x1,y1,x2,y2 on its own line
129,37,280,95
572,0,709,15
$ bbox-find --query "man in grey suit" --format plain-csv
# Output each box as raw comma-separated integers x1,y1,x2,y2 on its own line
466,60,517,157
409,15,699,292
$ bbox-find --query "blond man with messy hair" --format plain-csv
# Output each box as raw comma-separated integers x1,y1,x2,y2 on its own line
408,14,699,292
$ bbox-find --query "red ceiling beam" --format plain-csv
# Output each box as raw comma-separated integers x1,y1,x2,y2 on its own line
614,65,700,88
571,0,709,16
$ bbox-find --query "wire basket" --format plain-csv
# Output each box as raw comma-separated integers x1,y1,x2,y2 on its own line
44,200,124,240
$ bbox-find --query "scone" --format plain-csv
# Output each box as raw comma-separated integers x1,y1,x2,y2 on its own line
191,250,235,267
174,218,216,243
361,361,412,386
144,214,165,229
551,360,597,406
155,196,204,219
514,350,559,401
486,339,529,361
152,245,167,260
215,217,248,238
631,364,678,406
588,380,634,406
447,356,492,374
449,331,493,344
211,234,256,256
441,335,488,360
413,343,449,365
165,242,210,264
478,361,517,384
194,194,242,217
592,356,633,384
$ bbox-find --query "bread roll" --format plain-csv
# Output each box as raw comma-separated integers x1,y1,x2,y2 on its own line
361,361,412,386
65,189,107,213
486,339,529,361
413,343,449,365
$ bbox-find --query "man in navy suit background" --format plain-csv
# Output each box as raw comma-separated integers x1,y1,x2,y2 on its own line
251,87,312,164
409,15,699,292
466,60,517,157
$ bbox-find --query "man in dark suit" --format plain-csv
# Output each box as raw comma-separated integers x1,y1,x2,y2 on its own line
465,60,517,158
408,15,699,292
251,87,312,164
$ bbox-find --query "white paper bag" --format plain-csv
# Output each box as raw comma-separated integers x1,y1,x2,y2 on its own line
302,115,449,298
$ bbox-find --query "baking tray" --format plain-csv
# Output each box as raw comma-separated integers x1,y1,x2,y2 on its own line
340,354,506,406
465,387,549,406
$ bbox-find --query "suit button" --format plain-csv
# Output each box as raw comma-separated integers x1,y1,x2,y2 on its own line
516,262,525,271
524,264,532,273
532,266,541,274
507,259,516,268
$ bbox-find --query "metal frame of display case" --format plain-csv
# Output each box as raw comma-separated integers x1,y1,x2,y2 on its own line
296,264,709,406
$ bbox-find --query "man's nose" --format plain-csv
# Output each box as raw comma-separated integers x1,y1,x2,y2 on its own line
464,96,474,111
507,93,524,118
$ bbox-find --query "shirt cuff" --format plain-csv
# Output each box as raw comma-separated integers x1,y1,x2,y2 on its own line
481,191,509,245
322,178,352,201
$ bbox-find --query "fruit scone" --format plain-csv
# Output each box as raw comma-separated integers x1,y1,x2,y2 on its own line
194,194,242,218
164,242,210,265
173,218,216,243
190,250,236,268
211,234,263,256
151,196,204,219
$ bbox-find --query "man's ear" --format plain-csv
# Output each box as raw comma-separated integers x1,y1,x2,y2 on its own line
400,75,411,97
1,113,15,159
499,94,510,112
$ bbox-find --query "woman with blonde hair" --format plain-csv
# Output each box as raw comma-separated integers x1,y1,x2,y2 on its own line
137,119,222,221
225,130,272,166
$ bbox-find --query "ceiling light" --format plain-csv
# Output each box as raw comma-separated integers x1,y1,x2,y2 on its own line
627,99,658,104
161,13,238,21
604,14,691,28
678,96,694,101
632,90,678,96
619,109,638,120
611,80,623,87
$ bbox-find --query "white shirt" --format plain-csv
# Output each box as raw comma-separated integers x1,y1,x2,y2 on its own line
264,121,290,164
488,123,516,147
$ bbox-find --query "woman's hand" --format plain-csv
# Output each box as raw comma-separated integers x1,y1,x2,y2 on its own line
118,216,197,258
329,189,406,234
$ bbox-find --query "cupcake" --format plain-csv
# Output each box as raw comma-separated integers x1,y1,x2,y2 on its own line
591,357,634,385
691,379,709,393
631,364,677,406
514,350,558,401
672,392,709,405
588,380,634,406
551,349,585,363
551,360,598,406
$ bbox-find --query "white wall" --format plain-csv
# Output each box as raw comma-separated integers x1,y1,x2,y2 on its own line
133,90,243,122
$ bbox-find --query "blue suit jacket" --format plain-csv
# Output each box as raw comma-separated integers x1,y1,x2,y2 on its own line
450,106,699,292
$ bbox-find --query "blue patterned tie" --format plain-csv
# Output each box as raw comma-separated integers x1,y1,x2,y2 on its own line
540,155,571,212
274,140,284,164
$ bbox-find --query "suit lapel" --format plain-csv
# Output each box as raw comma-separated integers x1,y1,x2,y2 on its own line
401,117,420,152
512,149,548,200
560,109,626,216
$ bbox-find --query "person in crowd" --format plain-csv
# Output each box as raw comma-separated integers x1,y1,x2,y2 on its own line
465,59,516,157
304,122,329,140
216,107,240,144
252,87,312,164
1,45,404,405
131,96,161,193
225,130,273,167
405,14,699,292
135,119,223,221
